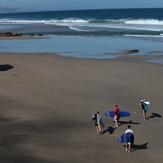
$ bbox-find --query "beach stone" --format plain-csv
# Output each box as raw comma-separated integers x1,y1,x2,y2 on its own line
125,49,139,54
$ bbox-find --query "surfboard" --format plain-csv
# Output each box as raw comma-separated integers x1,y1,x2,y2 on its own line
143,101,150,105
118,132,132,143
140,99,150,105
100,118,105,128
105,111,130,117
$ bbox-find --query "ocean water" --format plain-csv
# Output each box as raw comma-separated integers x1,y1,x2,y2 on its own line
0,8,163,62
1,8,163,36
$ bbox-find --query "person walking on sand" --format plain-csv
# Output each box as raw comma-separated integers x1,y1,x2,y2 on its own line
140,99,149,120
113,105,120,127
92,111,102,134
125,125,134,153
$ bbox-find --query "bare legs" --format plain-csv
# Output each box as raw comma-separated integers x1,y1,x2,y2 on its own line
96,124,101,134
125,143,131,153
115,120,118,127
142,110,147,120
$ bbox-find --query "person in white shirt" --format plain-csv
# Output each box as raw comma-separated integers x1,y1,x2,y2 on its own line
125,125,134,153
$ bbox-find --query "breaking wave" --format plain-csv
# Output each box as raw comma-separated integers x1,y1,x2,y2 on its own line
1,18,163,25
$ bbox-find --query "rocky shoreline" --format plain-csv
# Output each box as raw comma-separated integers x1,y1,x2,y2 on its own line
0,32,22,37
0,32,44,37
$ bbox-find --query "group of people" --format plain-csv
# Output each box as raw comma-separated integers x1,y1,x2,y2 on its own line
91,105,121,134
92,100,149,153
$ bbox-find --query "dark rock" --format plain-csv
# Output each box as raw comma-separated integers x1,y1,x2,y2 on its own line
125,49,139,54
0,32,22,37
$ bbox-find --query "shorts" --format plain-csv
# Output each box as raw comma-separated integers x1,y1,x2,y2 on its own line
95,122,100,128
114,116,118,121
126,138,131,144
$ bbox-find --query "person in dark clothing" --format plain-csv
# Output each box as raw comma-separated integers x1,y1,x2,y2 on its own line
92,111,102,134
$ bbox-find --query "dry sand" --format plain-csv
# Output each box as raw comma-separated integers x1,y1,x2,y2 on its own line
0,49,163,163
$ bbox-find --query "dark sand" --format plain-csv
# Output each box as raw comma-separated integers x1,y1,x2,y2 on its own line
0,47,163,163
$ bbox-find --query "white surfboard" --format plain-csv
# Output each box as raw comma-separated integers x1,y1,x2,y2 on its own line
140,99,150,105
143,101,150,105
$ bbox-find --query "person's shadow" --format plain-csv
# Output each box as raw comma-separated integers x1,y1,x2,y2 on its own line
118,120,140,127
147,113,162,120
123,142,148,152
100,126,115,135
0,64,14,71
100,120,140,135
131,142,148,152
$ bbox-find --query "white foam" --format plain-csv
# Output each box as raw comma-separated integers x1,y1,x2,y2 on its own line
124,34,163,38
61,18,87,23
0,18,88,24
69,26,91,32
124,19,163,25
1,18,163,33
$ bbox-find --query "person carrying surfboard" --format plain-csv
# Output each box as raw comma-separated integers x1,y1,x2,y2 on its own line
125,125,134,153
92,111,102,134
140,99,150,120
113,105,120,127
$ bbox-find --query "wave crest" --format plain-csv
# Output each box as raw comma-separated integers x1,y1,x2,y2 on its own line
88,19,124,23
125,19,163,25
1,18,163,26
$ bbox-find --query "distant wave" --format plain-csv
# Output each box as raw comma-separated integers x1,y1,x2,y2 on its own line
69,26,91,32
1,18,163,25
60,18,87,23
124,34,163,37
0,18,88,24
124,19,163,25
0,18,47,24
89,18,163,25
1,17,163,35
88,19,124,23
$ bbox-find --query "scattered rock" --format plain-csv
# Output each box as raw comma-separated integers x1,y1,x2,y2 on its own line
124,49,139,54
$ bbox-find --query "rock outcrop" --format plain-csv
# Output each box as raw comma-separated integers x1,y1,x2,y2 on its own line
124,49,139,54
0,32,22,37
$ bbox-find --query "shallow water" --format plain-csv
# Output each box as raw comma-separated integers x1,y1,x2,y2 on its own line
0,35,163,63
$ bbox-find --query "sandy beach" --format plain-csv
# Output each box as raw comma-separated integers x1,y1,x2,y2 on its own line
0,39,163,163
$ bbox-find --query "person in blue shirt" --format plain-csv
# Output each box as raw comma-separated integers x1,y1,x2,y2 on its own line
140,99,149,120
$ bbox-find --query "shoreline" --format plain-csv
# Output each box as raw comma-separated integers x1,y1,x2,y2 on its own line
0,35,48,40
0,51,163,163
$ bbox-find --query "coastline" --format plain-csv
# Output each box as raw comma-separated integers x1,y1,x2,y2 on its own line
0,35,48,40
0,49,163,162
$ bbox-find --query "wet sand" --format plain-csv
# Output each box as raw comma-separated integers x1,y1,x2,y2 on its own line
0,36,47,40
0,47,163,162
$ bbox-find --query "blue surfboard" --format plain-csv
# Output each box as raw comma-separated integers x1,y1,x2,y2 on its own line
118,132,132,143
100,118,105,128
105,111,130,117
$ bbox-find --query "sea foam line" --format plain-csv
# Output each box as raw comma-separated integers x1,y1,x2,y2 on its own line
1,18,163,25
0,18,88,24
124,34,163,37
124,19,163,25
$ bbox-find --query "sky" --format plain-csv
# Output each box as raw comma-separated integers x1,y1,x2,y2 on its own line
1,0,163,11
